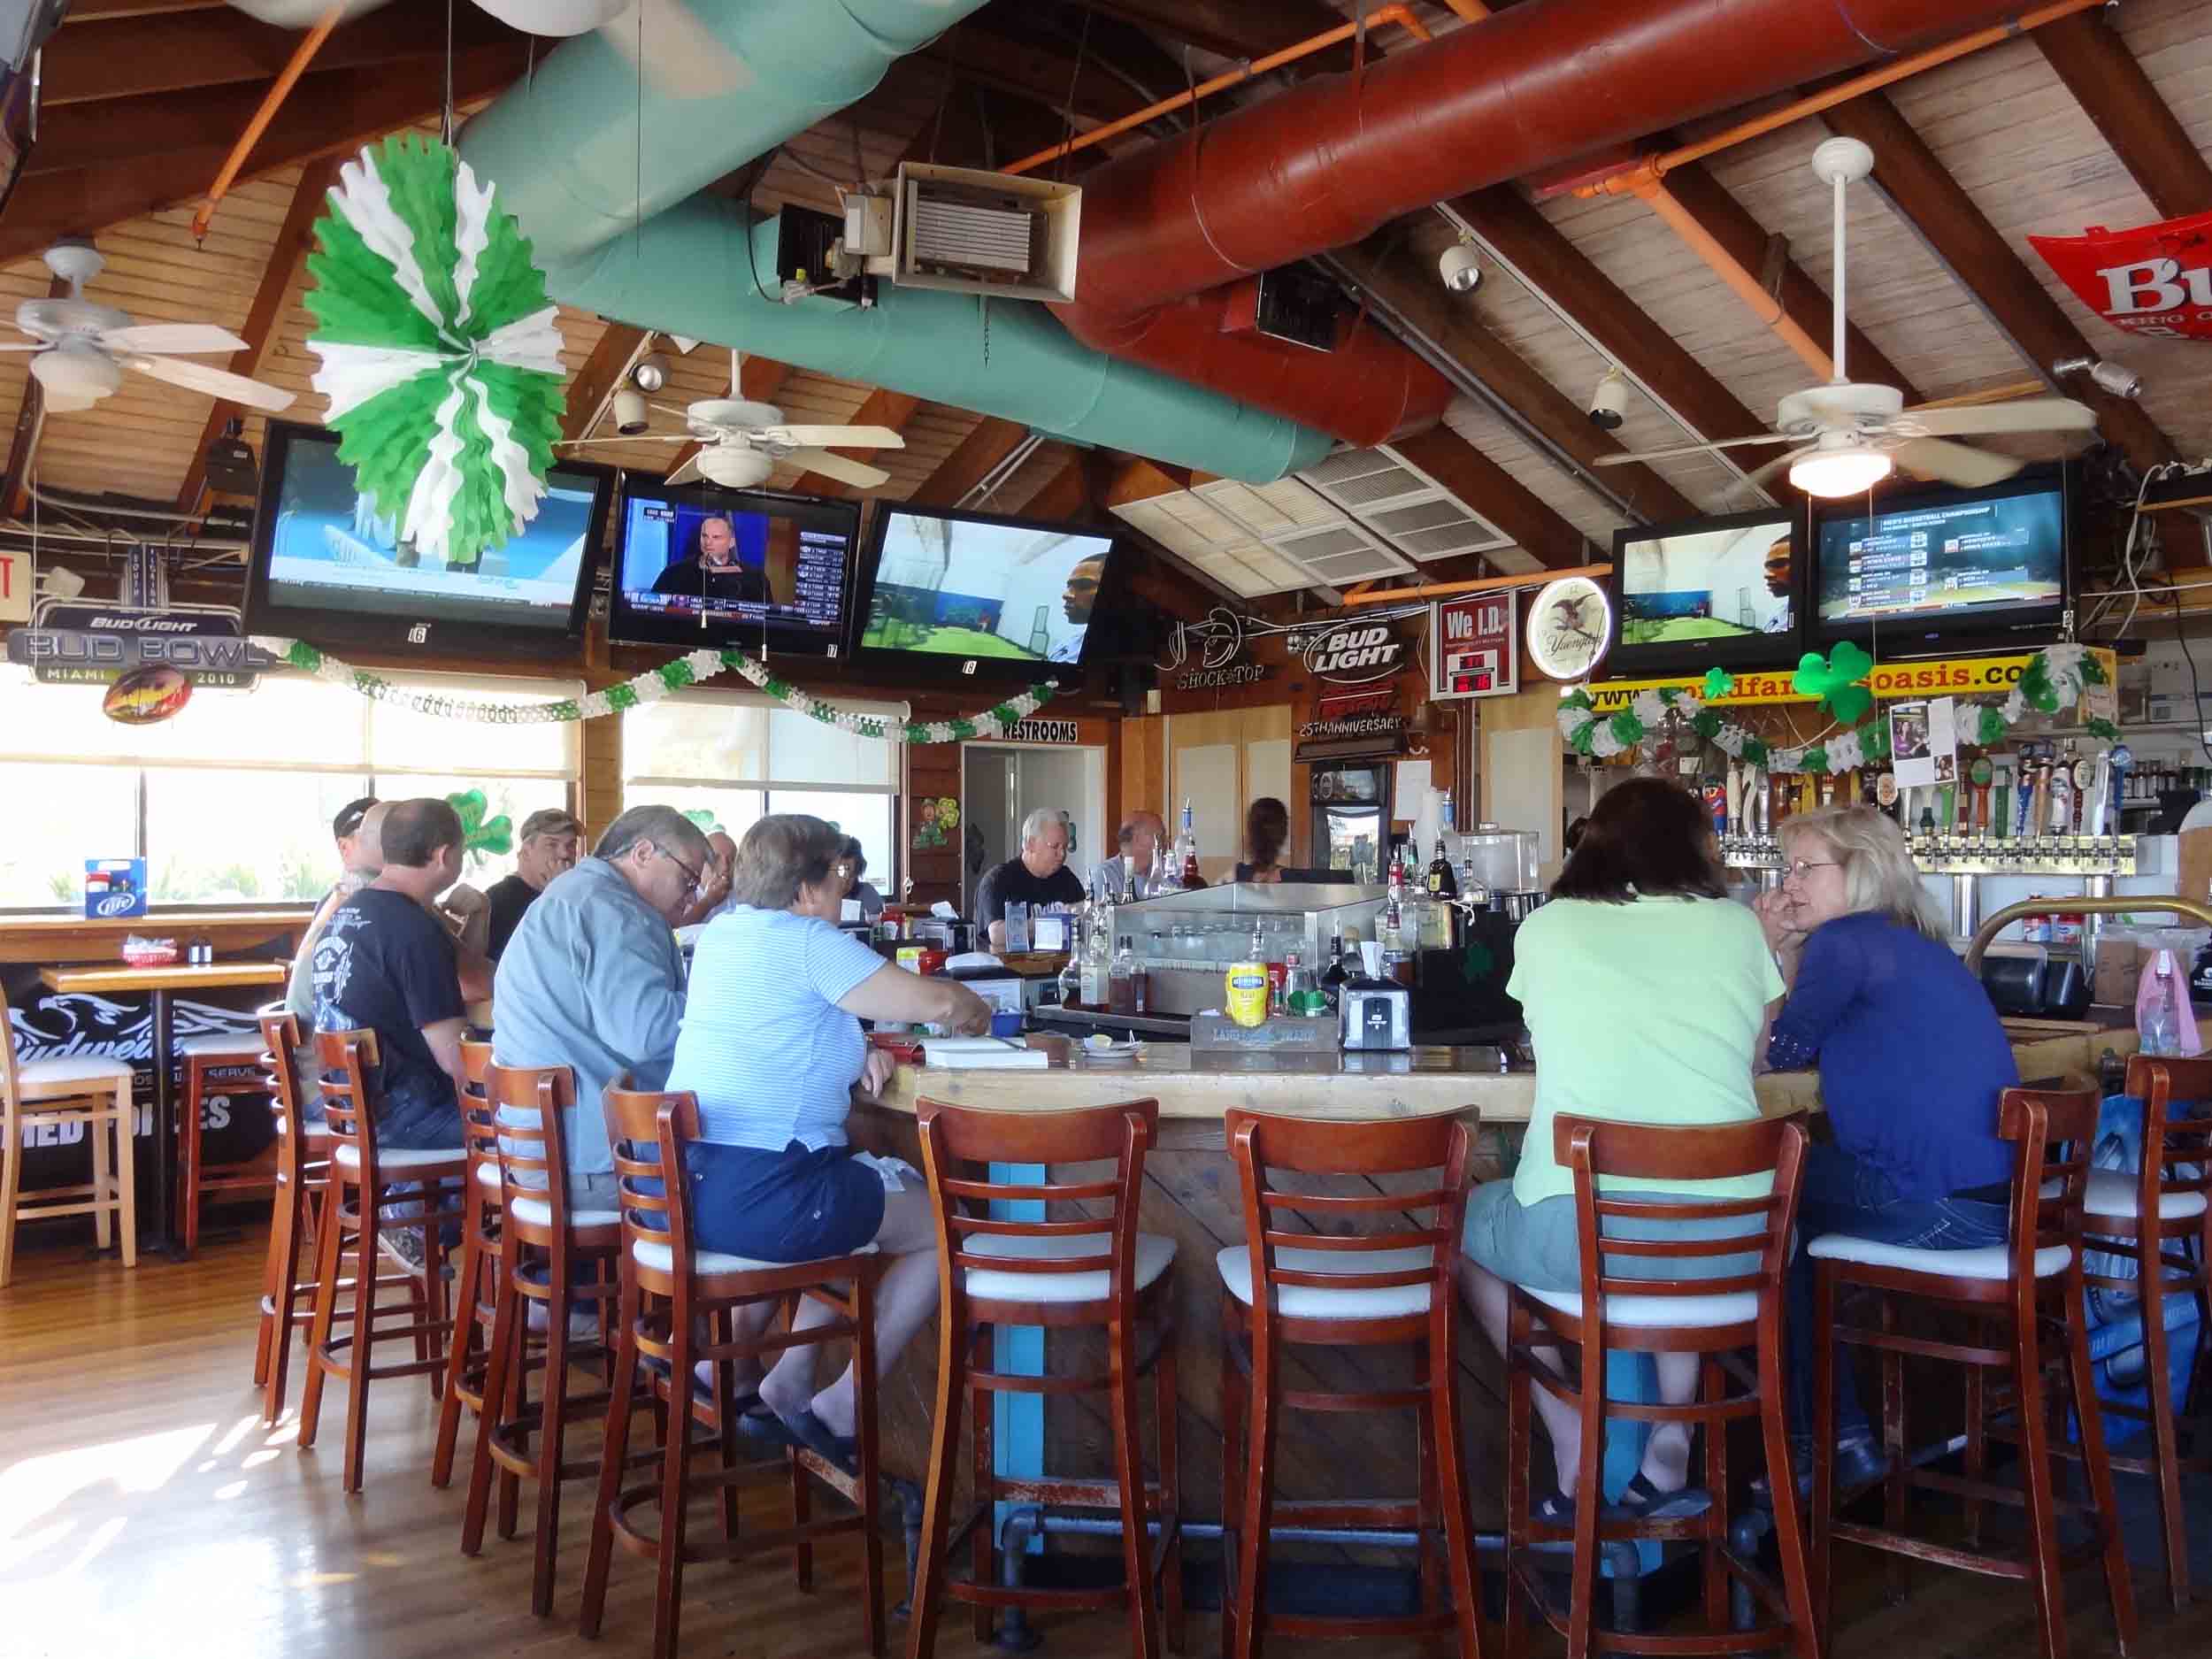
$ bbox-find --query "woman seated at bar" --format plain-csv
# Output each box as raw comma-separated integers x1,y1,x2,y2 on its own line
1233,796,1290,883
666,813,994,1471
1456,776,1782,1522
1757,804,2016,1494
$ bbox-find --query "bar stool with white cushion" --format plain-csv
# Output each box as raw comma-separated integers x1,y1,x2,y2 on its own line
0,999,137,1286
1808,1086,2135,1659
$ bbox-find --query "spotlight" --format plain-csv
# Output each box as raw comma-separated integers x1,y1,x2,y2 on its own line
1438,241,1481,294
1588,367,1629,431
632,352,670,394
2053,356,2141,400
612,388,649,436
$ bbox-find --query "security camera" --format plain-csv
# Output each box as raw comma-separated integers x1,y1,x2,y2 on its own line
1438,242,1481,294
1589,367,1630,430
2053,355,2141,400
612,388,649,436
631,352,670,394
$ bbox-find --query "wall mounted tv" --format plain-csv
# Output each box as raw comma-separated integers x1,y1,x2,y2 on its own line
1809,466,2071,652
244,420,615,660
852,503,1120,681
606,475,859,657
1608,506,1806,675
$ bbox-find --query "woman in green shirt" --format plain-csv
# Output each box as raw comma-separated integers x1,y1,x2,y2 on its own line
1459,777,1784,1522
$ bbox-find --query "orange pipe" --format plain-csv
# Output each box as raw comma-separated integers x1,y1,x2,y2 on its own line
1582,0,2104,197
1339,563,1615,607
1001,4,1433,179
193,6,344,242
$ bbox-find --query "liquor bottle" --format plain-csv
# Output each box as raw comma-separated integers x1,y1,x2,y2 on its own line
1319,931,1349,1010
1121,855,1140,905
1177,798,1206,890
1110,936,1139,1015
1079,908,1110,1007
1056,918,1085,1007
1425,798,1459,901
1386,841,1407,906
1283,949,1325,1018
1150,838,1181,895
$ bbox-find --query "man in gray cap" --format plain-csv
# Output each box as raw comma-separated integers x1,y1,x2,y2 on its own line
478,806,584,961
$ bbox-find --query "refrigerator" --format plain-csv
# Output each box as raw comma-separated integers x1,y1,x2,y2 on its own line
1310,762,1392,885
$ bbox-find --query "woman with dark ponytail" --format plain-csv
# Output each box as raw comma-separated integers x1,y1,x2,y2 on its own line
1234,796,1291,883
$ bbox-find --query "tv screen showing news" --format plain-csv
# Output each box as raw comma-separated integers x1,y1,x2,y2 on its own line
250,422,610,639
859,506,1117,666
1618,513,1796,645
607,478,858,655
1815,478,2066,627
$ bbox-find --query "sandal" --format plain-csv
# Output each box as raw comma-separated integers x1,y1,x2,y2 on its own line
740,1403,860,1479
1530,1488,1578,1527
1609,1471,1712,1520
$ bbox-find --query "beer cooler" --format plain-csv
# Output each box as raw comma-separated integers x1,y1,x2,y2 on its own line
1310,763,1392,887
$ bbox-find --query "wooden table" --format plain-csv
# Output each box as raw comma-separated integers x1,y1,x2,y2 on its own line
40,961,288,1257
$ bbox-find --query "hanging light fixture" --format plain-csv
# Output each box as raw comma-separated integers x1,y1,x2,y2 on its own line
1788,432,1893,498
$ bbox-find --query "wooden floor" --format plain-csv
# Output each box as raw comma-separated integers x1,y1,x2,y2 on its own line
2,1231,2208,1659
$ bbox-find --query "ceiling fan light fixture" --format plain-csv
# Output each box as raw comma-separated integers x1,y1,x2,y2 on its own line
1789,443,1892,498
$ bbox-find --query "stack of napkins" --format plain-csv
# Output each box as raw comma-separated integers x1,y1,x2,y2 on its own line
922,1037,1048,1070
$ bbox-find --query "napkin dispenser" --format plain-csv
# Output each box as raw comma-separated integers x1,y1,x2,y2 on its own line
1339,977,1412,1051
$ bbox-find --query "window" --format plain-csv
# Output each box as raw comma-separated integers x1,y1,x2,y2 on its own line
622,692,905,893
0,665,582,911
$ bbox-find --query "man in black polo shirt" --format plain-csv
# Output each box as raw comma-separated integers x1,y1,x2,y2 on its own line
977,807,1084,949
480,807,583,961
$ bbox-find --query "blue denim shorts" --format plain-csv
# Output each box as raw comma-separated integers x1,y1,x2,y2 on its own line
687,1140,888,1263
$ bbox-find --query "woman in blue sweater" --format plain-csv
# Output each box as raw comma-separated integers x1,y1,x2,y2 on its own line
1759,804,2018,1491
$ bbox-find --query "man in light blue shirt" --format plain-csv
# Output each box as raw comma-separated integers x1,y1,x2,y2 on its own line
492,804,709,1204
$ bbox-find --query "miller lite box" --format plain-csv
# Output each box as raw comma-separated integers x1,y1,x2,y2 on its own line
85,857,147,920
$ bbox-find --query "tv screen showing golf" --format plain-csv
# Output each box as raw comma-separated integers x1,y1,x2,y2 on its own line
1618,514,1795,645
859,507,1116,665
607,477,857,652
1816,481,2065,625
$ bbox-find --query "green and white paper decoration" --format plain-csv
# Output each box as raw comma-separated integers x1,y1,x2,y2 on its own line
304,133,567,567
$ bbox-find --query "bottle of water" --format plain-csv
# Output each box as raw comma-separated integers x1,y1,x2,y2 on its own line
2142,949,2181,1057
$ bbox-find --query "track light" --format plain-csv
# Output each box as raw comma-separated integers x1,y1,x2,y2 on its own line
612,388,649,435
1438,240,1481,294
1588,367,1629,430
2052,356,2141,399
632,352,670,394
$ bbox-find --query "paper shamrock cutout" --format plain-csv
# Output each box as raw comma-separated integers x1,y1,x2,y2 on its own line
681,809,719,833
446,789,513,864
1793,641,1875,727
1702,667,1736,700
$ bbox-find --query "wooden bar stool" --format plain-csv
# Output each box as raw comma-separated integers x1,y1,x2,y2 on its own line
578,1086,889,1659
457,1058,623,1616
2079,1054,2212,1611
909,1094,1184,1659
1502,1115,1816,1659
0,997,137,1286
296,1027,468,1494
1810,1086,2136,1659
430,1039,510,1490
177,1008,280,1257
251,1010,334,1423
1217,1106,1480,1659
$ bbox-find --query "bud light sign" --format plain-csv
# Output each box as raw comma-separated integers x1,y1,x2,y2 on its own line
85,858,147,919
2030,211,2212,342
1296,620,1408,687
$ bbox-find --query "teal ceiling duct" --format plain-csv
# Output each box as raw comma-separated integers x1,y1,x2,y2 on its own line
543,202,1335,484
457,0,995,270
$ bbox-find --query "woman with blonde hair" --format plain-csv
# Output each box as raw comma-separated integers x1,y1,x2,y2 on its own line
1757,803,2017,1495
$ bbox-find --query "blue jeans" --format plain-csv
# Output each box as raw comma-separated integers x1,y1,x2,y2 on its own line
1787,1143,2009,1441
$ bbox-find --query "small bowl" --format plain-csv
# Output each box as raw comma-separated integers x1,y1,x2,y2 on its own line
989,1010,1025,1039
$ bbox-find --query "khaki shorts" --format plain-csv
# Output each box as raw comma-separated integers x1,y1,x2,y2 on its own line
1459,1178,1764,1294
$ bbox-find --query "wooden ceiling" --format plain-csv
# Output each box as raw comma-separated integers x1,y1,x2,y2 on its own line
4,0,2211,594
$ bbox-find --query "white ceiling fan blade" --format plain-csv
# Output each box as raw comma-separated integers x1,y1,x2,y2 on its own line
124,354,296,411
1594,432,1794,467
762,425,906,449
557,434,687,447
595,0,751,101
1894,398,2098,439
664,452,707,488
1888,438,2026,489
0,342,43,351
786,449,891,490
98,323,250,357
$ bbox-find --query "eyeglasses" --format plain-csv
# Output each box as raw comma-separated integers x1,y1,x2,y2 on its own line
658,846,704,898
1784,857,1841,880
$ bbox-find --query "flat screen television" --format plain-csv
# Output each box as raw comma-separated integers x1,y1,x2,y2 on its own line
244,420,615,659
851,503,1119,680
605,476,859,657
1809,466,2071,652
1607,506,1805,675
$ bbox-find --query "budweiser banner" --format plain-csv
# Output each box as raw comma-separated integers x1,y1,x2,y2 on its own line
2028,211,2212,341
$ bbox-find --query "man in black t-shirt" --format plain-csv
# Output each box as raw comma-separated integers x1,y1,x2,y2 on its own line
481,806,583,961
650,515,770,604
977,807,1085,949
311,797,484,1148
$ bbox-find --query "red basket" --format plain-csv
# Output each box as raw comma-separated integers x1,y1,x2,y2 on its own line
120,939,180,967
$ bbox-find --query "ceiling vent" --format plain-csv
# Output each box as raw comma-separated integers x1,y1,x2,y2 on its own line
1110,475,1414,598
1298,444,1515,565
888,163,1081,304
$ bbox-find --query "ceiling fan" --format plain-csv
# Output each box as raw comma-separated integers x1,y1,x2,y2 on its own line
1596,137,2096,498
560,351,904,489
5,242,296,416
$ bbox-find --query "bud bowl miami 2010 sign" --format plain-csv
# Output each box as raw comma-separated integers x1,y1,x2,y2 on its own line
2030,210,2212,341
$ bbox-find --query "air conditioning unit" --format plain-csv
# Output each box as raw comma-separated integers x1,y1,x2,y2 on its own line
885,162,1081,304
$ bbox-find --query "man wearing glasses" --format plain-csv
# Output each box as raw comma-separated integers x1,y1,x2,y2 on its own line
492,805,713,1230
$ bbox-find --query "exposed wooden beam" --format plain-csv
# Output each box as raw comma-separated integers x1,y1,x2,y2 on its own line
174,155,342,513
2036,11,2212,220
42,3,511,105
1,277,69,517
1328,237,1697,524
561,324,650,445
1387,426,1590,572
1102,457,1194,509
1448,183,1767,446
1081,0,1356,72
1818,90,2177,474
1018,451,1089,521
1647,161,1924,399
0,40,528,268
920,20,1154,131
792,388,922,498
910,418,1030,508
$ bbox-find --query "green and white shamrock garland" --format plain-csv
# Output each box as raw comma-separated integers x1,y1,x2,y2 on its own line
304,133,567,568
1555,642,2116,775
258,637,1056,743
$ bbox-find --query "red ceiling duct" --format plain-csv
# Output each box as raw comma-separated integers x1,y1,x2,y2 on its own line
1055,0,2047,444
